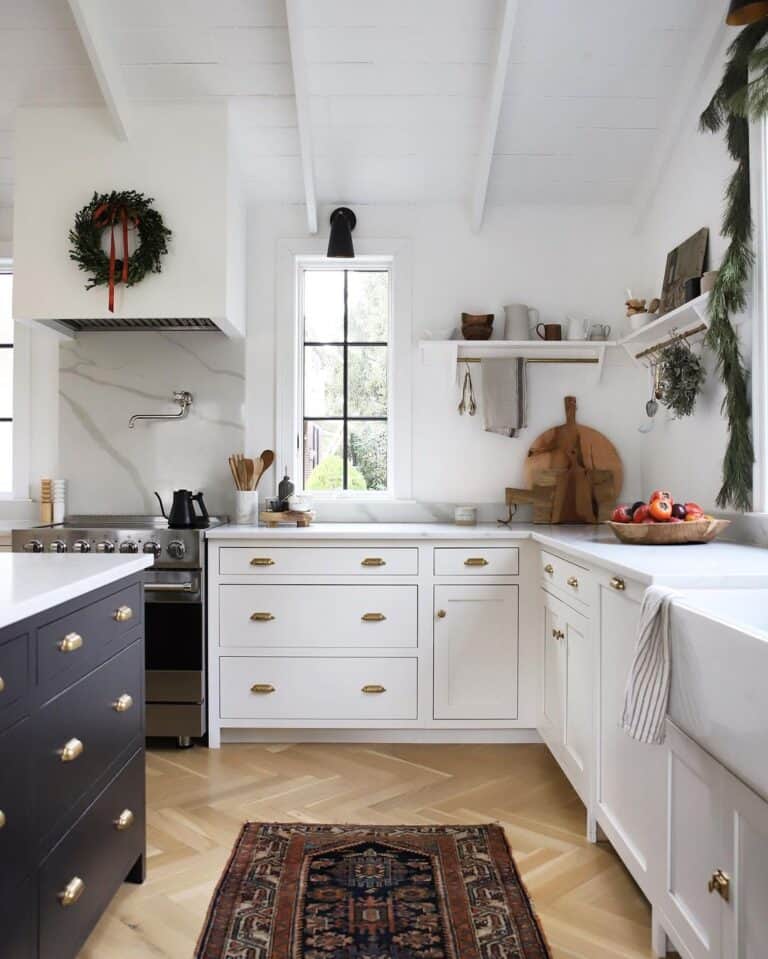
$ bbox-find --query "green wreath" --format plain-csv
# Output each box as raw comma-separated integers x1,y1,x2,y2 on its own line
68,190,172,303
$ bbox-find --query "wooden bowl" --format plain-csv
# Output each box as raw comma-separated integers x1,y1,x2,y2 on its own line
461,313,494,340
606,518,730,545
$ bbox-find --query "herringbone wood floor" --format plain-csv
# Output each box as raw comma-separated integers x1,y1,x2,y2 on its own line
80,743,659,958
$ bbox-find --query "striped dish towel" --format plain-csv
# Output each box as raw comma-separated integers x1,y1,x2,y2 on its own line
621,586,676,745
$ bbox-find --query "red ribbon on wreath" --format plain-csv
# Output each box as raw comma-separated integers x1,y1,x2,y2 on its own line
92,202,139,312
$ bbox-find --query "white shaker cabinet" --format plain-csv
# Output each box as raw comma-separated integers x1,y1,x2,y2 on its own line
596,572,666,903
433,585,519,720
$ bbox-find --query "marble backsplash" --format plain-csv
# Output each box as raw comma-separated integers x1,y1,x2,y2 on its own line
59,332,245,516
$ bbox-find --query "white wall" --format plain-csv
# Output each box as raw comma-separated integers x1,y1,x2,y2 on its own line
631,32,739,512
248,201,646,519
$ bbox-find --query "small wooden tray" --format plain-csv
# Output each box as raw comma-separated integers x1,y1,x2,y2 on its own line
259,510,314,528
606,518,730,545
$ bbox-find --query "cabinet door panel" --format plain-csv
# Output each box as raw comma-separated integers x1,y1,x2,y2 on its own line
722,770,768,959
433,585,518,720
563,608,590,786
539,598,564,745
597,582,665,899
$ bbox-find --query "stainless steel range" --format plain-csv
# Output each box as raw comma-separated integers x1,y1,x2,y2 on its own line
12,514,227,747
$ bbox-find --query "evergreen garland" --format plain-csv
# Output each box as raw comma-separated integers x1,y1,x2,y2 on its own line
700,21,768,510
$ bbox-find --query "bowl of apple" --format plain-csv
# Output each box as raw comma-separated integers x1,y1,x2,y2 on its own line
607,491,730,545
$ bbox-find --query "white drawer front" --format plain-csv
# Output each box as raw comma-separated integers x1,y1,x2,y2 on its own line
540,549,589,603
219,656,418,720
219,585,417,648
219,547,418,576
433,547,519,576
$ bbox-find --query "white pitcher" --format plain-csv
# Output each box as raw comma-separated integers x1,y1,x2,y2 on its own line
503,304,539,340
565,315,588,340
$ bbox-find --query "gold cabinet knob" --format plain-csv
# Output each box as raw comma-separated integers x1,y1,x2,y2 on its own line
59,737,84,762
464,557,489,567
610,576,626,591
361,613,386,622
708,869,730,902
113,605,133,623
0,675,5,693
250,683,275,694
58,876,85,908
58,632,83,653
436,609,447,619
250,557,275,566
0,809,6,829
114,809,135,831
543,564,554,575
250,612,276,622
361,557,386,567
362,684,386,694
567,576,579,589
112,693,134,713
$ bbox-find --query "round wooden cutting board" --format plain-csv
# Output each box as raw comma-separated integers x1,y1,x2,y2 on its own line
523,396,623,495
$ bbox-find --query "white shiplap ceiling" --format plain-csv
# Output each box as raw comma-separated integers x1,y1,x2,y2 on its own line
0,0,717,238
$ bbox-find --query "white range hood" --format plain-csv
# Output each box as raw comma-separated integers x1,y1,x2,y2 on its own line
12,102,245,338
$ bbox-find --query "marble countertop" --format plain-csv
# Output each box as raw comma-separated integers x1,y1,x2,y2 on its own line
0,553,154,630
206,522,768,587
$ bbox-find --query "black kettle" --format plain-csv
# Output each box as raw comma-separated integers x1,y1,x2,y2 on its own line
154,490,210,529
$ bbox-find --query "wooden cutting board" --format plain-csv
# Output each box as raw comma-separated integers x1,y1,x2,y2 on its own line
524,397,623,522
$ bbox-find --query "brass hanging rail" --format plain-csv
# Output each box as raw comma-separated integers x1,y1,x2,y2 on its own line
632,323,707,361
457,357,599,365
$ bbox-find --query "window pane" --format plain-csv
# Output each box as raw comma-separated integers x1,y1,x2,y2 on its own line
304,345,343,417
0,350,12,418
348,271,388,341
304,270,344,341
0,274,12,344
348,346,387,417
0,422,11,492
303,420,343,490
349,421,387,491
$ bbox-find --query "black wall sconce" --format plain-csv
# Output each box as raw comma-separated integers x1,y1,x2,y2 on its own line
327,207,356,258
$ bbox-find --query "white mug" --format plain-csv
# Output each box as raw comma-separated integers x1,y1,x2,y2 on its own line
565,316,588,340
503,304,539,340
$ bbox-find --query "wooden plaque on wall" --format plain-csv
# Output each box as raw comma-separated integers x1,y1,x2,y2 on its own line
659,227,709,316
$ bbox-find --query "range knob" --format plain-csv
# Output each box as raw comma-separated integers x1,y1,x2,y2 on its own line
167,540,186,560
23,539,43,553
48,540,68,553
72,540,91,553
96,541,115,554
143,541,161,556
119,541,139,554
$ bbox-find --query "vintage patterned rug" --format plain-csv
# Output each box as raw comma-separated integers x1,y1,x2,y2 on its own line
195,823,551,959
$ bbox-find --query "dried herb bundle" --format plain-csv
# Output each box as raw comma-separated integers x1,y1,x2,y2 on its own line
658,340,706,418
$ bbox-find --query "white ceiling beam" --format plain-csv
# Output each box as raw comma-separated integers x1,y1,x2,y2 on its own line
471,0,519,233
286,0,318,235
67,0,131,139
633,6,726,234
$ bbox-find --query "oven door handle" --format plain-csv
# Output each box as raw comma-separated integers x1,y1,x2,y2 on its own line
144,582,195,592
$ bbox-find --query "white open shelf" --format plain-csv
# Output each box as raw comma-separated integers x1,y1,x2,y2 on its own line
617,292,711,365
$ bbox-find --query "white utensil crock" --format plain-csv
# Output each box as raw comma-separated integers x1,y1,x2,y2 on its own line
235,490,259,525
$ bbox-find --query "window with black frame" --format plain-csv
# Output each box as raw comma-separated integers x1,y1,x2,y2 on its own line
301,268,389,493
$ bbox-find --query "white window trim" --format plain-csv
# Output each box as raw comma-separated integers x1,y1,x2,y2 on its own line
750,115,768,513
0,259,31,501
275,239,412,501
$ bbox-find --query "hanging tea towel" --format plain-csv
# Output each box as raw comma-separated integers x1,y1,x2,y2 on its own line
481,358,527,437
621,585,676,745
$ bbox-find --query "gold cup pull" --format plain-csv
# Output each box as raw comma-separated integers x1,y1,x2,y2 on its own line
543,564,554,575
361,557,386,567
464,557,489,567
58,632,83,653
567,576,579,589
251,683,276,694
114,809,135,831
112,693,134,713
362,684,386,694
59,737,84,762
708,869,730,902
610,576,626,591
58,877,85,908
436,609,447,619
250,557,275,567
0,675,5,693
114,605,133,623
250,612,276,622
361,613,386,622
0,809,6,829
